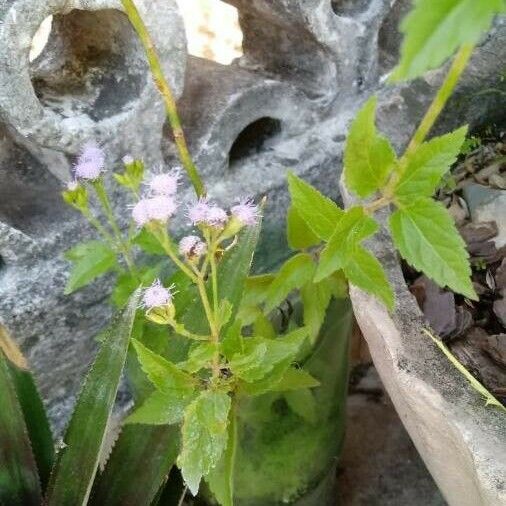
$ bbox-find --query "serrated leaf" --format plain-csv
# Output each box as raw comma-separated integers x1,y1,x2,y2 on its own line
394,126,468,202
253,312,276,340
206,408,237,506
389,198,476,299
46,291,140,506
126,389,195,425
221,321,244,360
0,338,42,506
301,280,332,344
287,172,343,241
271,367,320,392
344,97,397,198
64,240,117,294
132,339,195,394
287,206,320,250
285,388,318,424
132,229,166,255
264,253,316,313
237,275,275,325
392,0,504,80
183,342,218,374
230,328,309,383
90,425,179,506
315,207,379,282
0,326,54,492
345,246,394,309
178,391,231,495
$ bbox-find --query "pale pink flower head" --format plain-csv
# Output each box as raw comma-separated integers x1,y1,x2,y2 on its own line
132,196,178,226
205,206,228,228
143,279,173,309
186,198,211,225
146,196,178,222
148,169,180,196
231,198,260,226
132,199,151,227
122,155,135,165
179,235,207,258
74,141,105,181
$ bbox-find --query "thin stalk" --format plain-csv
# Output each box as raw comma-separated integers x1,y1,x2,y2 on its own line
150,225,198,283
369,44,475,210
120,0,206,198
81,208,115,246
404,44,475,159
210,249,219,316
92,180,138,276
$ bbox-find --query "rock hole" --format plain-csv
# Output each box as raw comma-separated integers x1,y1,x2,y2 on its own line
229,117,282,168
331,0,372,16
29,9,147,122
177,0,243,64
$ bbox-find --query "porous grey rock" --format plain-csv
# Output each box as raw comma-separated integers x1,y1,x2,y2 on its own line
0,0,186,176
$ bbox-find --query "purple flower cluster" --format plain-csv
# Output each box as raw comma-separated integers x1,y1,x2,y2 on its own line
74,141,105,181
186,197,260,228
143,279,174,309
179,235,207,258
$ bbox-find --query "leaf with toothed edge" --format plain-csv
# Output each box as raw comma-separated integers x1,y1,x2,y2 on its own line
0,326,54,492
0,339,42,506
45,290,140,506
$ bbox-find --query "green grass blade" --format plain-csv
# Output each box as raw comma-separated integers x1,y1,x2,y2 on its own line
0,335,42,506
90,424,179,506
45,290,141,506
423,328,506,413
0,326,54,491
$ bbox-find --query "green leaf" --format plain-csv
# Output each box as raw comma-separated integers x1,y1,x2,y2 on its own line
271,367,320,392
285,388,318,424
237,274,275,325
301,280,332,344
287,172,343,241
90,425,179,506
0,327,54,492
394,126,468,202
46,291,140,506
178,391,231,495
389,198,476,299
345,246,395,309
0,335,42,506
183,342,219,374
126,389,195,425
206,408,237,506
132,339,196,394
111,265,161,308
230,328,309,383
392,0,505,80
315,207,379,282
253,311,276,340
264,253,316,313
64,240,117,294
217,299,233,329
132,229,165,255
221,321,244,360
344,97,397,198
287,206,320,250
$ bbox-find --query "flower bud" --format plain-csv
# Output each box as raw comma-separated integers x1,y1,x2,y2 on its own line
62,183,88,211
146,303,176,325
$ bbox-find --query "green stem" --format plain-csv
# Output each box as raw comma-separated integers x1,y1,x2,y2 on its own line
92,180,138,277
369,43,475,211
81,208,115,246
149,225,198,283
403,44,475,159
120,0,206,198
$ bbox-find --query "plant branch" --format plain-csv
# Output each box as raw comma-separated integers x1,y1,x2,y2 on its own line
120,0,206,198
